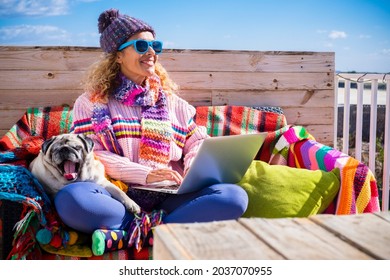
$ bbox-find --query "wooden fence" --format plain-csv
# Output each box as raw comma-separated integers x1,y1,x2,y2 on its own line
0,46,335,146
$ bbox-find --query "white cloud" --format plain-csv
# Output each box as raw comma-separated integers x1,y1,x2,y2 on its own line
329,30,347,39
316,29,328,34
0,24,71,45
0,0,69,16
359,34,371,39
382,49,390,55
324,42,334,48
0,24,101,46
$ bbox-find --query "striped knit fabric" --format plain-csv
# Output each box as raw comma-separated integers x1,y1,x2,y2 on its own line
272,129,380,215
90,74,172,169
195,105,286,136
91,103,124,156
0,106,73,152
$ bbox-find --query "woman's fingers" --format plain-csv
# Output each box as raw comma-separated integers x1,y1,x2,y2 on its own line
146,169,183,184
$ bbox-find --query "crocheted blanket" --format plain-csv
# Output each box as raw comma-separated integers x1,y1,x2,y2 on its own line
270,127,380,214
0,106,73,154
0,164,52,259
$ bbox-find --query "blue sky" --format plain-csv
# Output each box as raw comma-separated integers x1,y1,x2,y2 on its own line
0,0,389,73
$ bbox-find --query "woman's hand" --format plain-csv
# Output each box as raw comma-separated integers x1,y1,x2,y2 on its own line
146,169,183,185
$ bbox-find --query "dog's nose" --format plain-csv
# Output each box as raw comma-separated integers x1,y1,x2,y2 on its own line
58,147,71,157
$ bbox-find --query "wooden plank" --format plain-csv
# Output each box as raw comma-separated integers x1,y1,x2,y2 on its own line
239,217,372,260
162,51,334,73
0,70,85,90
304,125,333,146
283,107,334,125
152,224,194,260
0,89,334,113
0,89,210,110
175,89,212,106
0,47,334,73
170,72,333,91
0,129,8,136
310,213,390,259
0,71,333,91
0,46,102,71
212,89,334,108
0,109,26,133
0,90,79,109
153,220,284,260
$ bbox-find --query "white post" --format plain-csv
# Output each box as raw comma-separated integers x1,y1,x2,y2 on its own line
369,80,378,174
355,82,364,162
382,80,390,211
343,80,351,154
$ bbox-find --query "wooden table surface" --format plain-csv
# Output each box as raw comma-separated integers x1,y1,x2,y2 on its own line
153,212,390,260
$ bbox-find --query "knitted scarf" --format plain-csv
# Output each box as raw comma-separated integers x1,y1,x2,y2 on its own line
92,73,172,169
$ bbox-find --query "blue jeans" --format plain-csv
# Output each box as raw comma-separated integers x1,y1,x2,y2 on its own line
54,182,248,234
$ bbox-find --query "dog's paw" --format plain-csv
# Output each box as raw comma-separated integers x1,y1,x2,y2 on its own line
124,199,141,214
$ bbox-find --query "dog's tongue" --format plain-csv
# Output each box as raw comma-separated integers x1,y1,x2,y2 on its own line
64,160,77,181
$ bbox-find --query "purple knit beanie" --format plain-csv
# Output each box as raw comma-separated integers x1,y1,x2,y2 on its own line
98,9,155,53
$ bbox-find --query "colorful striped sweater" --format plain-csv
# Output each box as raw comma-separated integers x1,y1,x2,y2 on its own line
71,92,209,185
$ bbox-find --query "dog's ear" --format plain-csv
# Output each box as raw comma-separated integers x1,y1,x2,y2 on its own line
41,137,56,154
77,134,94,153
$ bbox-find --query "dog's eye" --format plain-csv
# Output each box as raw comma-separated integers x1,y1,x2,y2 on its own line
73,146,82,151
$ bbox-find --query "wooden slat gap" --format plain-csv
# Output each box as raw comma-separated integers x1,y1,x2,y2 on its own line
153,224,194,260
237,218,288,259
373,211,390,223
309,215,385,259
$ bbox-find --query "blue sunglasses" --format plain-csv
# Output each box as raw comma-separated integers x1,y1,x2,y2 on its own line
118,39,163,54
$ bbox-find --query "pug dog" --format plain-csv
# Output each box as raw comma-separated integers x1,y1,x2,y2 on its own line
29,133,141,214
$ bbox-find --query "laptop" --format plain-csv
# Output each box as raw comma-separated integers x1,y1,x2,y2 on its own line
132,132,267,194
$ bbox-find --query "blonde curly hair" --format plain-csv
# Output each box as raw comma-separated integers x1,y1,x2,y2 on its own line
83,52,179,103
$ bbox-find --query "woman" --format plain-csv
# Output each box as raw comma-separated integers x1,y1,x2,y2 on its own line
55,9,248,246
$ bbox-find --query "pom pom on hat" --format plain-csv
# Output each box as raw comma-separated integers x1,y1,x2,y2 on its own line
98,8,155,53
98,9,120,34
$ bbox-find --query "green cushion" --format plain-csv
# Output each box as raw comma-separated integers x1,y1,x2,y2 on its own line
238,160,340,218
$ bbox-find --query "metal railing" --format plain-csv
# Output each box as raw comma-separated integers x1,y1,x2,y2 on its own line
334,73,389,211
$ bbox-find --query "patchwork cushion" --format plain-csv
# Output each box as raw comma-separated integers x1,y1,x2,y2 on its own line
239,160,340,218
195,105,286,136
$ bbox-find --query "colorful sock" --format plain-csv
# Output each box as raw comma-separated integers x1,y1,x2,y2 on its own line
91,229,129,256
36,227,79,248
91,210,165,256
